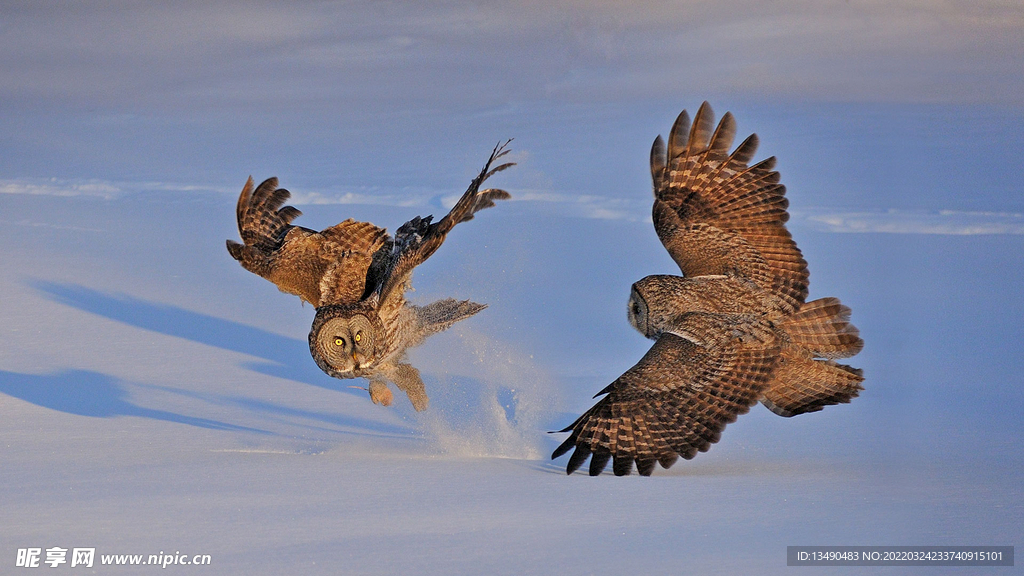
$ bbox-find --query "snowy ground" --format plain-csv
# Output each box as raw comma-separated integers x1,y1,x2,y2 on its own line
2,165,1021,574
1,4,1022,570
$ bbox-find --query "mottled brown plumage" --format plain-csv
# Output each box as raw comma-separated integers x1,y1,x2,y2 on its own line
629,275,863,418
651,102,808,313
553,104,864,475
227,142,514,410
553,314,782,475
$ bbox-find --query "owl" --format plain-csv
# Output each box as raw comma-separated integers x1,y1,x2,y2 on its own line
552,104,864,476
227,143,513,411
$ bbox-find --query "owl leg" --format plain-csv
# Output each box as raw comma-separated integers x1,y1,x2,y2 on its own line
367,377,394,407
382,362,429,412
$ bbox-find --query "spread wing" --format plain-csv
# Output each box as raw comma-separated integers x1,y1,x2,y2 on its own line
650,102,809,312
226,177,388,307
372,141,514,303
551,313,781,476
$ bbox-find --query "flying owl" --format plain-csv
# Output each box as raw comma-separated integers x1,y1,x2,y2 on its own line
552,104,864,476
227,143,513,411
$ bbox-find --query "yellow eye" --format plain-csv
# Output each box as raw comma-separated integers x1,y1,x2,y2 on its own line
334,337,344,347
355,332,362,342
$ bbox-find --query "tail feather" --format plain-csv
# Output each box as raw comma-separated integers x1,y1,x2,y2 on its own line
782,297,863,359
414,298,486,338
762,346,864,417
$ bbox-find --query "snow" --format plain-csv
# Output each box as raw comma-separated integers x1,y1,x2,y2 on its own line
2,2,1023,572
1,183,1021,574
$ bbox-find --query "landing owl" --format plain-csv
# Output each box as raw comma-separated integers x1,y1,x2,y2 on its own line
227,143,513,411
552,104,864,476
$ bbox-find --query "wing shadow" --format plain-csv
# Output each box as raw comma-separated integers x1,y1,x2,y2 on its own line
0,369,267,432
30,280,359,396
28,281,423,438
140,383,418,439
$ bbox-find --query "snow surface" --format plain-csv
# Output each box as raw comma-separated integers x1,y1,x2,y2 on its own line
1,2,1022,572
2,181,1021,574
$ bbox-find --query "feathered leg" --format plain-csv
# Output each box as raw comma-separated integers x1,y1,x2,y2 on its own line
382,362,430,412
367,376,394,407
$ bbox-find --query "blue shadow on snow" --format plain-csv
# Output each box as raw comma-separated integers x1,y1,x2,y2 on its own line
0,369,267,432
31,280,357,395
27,281,417,437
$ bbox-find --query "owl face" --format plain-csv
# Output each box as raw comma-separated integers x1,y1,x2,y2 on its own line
629,275,694,340
309,305,385,379
627,284,652,338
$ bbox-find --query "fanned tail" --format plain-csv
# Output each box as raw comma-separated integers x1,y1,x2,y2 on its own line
414,299,487,339
764,298,865,417
782,297,863,359
761,345,864,417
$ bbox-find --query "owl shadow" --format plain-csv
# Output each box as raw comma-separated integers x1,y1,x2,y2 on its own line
0,368,266,432
31,281,359,396
29,281,413,436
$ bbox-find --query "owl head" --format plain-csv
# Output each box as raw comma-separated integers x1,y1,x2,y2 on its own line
631,274,762,341
628,275,699,340
309,303,387,379
627,282,654,338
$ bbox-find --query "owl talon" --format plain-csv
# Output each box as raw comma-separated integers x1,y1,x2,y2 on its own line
368,381,393,407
